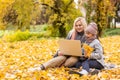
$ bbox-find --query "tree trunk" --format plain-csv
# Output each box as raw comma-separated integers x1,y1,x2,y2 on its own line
59,22,66,37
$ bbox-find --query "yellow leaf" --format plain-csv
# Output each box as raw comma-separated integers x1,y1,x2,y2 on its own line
82,43,94,57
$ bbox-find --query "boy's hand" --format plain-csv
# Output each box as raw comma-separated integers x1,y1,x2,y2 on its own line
81,48,88,58
81,48,85,56
84,52,89,58
82,43,94,58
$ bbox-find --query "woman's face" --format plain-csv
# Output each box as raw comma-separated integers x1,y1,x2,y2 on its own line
75,20,84,32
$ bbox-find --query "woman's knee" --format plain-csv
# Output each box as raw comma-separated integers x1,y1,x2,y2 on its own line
58,56,67,60
42,56,67,68
64,57,78,67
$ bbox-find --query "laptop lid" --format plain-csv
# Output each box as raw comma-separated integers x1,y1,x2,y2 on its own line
58,39,82,56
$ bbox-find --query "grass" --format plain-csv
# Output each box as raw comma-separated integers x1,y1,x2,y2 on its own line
1,26,120,42
102,28,120,37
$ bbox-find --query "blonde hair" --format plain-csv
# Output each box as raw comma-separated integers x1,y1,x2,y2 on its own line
71,17,87,40
73,17,87,29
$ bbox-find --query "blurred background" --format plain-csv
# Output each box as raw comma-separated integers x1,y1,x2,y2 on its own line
0,0,120,42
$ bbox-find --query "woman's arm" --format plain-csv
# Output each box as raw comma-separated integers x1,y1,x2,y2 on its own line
66,30,74,39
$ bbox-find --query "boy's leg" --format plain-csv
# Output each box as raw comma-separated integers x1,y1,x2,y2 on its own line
88,59,104,70
75,61,82,68
69,60,89,75
64,56,78,67
43,56,67,69
69,59,103,76
82,59,104,72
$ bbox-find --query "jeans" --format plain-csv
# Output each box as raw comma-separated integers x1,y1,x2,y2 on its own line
75,59,104,72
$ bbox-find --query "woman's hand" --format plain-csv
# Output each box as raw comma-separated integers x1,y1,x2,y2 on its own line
58,51,63,56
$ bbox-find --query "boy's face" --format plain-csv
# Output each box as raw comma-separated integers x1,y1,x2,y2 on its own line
85,32,93,38
75,21,84,32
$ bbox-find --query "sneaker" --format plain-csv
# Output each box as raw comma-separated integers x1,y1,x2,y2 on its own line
69,69,88,76
79,69,88,75
89,69,99,75
69,70,83,76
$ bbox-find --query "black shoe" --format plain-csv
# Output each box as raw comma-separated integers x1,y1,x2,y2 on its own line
69,70,83,76
40,64,45,70
89,69,99,75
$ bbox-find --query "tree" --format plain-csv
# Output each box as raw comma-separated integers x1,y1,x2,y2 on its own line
78,0,116,36
0,0,14,29
114,0,120,28
13,0,40,30
2,0,40,30
94,0,115,36
1,0,82,37
39,0,82,37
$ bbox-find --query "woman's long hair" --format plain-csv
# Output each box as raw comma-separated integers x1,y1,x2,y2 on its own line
71,17,87,40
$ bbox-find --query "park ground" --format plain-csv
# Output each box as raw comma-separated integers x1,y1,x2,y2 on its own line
0,35,120,80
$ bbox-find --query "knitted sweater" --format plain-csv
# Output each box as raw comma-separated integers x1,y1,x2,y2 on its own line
66,30,86,43
88,39,105,67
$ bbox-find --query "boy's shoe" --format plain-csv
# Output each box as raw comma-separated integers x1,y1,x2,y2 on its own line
79,69,88,75
69,69,88,76
69,70,83,76
89,69,100,75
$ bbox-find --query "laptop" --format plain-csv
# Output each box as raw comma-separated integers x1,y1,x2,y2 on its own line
58,39,82,56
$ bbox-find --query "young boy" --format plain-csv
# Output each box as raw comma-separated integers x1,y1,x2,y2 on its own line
70,22,105,76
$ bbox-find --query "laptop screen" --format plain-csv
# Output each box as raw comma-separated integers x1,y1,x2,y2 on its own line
58,39,82,56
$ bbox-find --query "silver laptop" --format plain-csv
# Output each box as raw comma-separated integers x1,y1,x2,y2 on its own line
58,39,82,56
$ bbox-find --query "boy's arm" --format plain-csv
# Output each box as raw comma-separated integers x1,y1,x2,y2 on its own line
90,43,103,60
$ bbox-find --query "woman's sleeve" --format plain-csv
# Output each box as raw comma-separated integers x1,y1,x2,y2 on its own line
66,30,73,40
90,43,103,60
53,50,60,58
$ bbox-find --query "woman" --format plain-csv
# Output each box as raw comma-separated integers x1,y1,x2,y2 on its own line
28,17,87,71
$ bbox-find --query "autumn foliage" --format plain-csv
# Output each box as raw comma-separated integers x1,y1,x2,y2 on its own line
82,43,94,57
0,36,119,79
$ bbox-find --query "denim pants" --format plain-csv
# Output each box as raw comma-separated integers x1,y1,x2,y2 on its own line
75,59,104,72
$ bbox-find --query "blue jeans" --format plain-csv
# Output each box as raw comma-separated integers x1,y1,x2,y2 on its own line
75,59,104,72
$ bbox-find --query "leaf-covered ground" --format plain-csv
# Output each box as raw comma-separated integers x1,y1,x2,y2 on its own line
0,36,120,80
